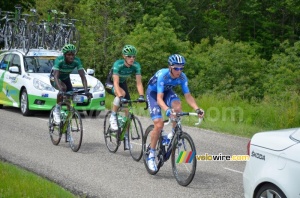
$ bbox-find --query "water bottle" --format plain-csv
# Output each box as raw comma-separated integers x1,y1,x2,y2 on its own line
60,110,67,122
117,115,127,128
161,130,170,146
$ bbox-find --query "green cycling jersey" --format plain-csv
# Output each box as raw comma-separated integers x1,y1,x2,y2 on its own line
111,59,141,83
52,56,84,80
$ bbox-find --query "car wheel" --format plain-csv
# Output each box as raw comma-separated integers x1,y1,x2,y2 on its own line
20,89,33,116
86,110,101,117
0,104,3,109
255,183,286,198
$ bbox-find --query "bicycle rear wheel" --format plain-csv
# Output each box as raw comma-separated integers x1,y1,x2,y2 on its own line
128,115,143,161
103,111,119,153
171,132,197,186
143,125,162,175
49,107,62,145
68,109,83,152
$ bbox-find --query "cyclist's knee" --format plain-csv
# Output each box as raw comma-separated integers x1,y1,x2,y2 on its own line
113,96,120,106
171,100,182,112
153,119,164,130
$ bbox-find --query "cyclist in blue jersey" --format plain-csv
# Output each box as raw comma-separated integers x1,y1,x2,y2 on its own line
105,45,145,150
50,44,91,124
146,54,204,171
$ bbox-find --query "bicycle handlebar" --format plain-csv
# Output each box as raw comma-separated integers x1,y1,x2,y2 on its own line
120,100,148,110
165,112,203,126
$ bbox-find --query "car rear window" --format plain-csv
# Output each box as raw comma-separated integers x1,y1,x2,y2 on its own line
24,56,56,73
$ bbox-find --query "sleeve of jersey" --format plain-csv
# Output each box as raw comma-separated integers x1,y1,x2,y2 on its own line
75,58,84,70
135,62,141,75
112,61,120,75
52,57,61,70
181,74,190,94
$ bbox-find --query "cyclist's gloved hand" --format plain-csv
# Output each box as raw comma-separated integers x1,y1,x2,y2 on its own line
119,96,127,103
137,95,145,102
196,108,205,117
166,108,173,117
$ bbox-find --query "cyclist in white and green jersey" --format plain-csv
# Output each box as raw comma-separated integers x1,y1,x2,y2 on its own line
105,45,145,150
50,44,91,124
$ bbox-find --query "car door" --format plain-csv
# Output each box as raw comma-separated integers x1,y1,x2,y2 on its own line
4,53,22,107
0,53,14,106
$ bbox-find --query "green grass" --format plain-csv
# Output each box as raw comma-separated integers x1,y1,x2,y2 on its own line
0,160,77,198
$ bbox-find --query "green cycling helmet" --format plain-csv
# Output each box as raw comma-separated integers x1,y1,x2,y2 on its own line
62,44,76,54
122,45,137,56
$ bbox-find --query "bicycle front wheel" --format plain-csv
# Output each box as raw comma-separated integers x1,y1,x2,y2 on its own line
68,109,83,152
128,115,143,161
103,111,119,153
171,132,197,186
49,107,62,145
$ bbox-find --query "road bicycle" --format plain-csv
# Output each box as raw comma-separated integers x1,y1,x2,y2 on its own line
0,10,15,50
103,100,148,161
48,90,91,152
143,112,202,186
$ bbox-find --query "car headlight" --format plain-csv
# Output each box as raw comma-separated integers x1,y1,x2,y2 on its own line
33,78,56,92
92,80,104,92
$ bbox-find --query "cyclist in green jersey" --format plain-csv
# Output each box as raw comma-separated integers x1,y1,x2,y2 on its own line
50,44,91,124
105,45,145,150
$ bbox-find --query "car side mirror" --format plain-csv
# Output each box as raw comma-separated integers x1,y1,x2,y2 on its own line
86,68,95,76
9,66,20,73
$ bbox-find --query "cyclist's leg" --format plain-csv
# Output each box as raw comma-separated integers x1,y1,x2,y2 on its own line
165,90,181,132
50,75,67,124
146,89,165,171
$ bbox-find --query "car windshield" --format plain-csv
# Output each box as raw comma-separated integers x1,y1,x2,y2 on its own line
24,56,80,74
24,56,55,73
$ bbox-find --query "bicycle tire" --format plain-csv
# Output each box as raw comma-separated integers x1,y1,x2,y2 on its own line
103,111,119,153
171,132,197,186
128,115,143,161
143,125,163,175
68,109,83,152
6,21,15,50
49,107,62,145
68,28,80,53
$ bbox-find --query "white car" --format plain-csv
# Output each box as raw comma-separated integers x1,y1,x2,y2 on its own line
0,48,105,116
243,127,300,198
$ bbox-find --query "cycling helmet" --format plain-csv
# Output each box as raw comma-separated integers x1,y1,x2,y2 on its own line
122,45,137,56
62,44,76,54
168,54,185,66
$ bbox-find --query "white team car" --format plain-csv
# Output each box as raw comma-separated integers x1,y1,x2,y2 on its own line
243,127,300,198
0,48,105,116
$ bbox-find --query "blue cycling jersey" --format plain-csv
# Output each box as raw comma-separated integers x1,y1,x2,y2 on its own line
147,68,190,94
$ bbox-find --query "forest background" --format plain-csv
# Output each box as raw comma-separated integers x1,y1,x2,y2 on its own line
1,0,300,137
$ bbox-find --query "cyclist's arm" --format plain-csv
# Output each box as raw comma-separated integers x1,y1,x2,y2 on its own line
78,69,88,92
136,75,144,96
112,74,122,97
184,93,199,110
53,70,63,91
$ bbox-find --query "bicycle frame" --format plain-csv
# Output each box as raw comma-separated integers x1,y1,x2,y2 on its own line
116,100,148,141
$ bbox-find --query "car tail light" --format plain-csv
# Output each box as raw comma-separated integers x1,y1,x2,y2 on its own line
247,140,251,155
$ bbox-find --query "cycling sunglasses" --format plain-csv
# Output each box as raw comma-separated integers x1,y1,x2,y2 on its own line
172,67,184,71
125,55,136,58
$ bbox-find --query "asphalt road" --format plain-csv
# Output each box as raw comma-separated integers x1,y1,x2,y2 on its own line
0,107,249,198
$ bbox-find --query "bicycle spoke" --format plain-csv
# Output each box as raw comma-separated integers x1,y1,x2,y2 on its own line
49,107,62,145
103,111,119,153
68,110,83,152
129,116,143,161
